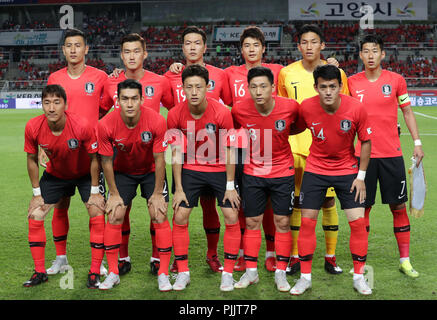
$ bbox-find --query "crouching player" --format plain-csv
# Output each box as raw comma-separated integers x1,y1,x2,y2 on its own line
24,84,105,288
290,65,373,295
231,66,301,292
97,79,172,291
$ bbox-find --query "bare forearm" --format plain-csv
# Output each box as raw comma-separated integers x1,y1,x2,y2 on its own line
402,106,421,141
27,154,40,188
359,140,371,171
101,155,118,195
226,147,236,182
153,152,166,194
89,153,100,186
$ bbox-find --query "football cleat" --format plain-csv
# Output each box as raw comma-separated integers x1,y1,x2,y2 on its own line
234,256,246,272
158,273,172,292
23,271,48,287
220,272,235,292
234,269,259,289
118,259,131,276
399,260,419,278
172,272,190,291
353,277,372,295
275,270,291,292
99,272,120,290
46,256,69,275
286,257,300,276
150,258,161,275
206,255,223,273
169,260,177,273
86,272,101,289
265,256,276,272
289,277,312,295
324,256,343,274
100,261,108,277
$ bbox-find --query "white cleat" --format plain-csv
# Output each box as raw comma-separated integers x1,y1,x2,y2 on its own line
353,277,372,295
234,269,259,289
158,273,172,292
173,272,190,291
275,270,291,292
290,278,312,295
220,272,235,292
100,261,108,277
46,256,69,275
99,272,120,290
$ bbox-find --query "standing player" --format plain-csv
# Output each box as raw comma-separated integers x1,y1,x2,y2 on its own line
278,24,349,275
167,65,241,291
348,34,424,277
224,25,283,272
100,33,174,276
289,65,372,295
231,66,301,292
164,26,232,273
97,79,172,291
44,28,108,277
24,84,105,289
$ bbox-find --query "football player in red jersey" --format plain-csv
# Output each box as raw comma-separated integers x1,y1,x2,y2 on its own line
290,65,372,296
348,34,424,278
23,85,105,289
44,29,108,278
97,79,172,291
167,65,240,292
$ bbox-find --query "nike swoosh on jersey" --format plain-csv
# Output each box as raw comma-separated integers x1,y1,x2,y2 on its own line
235,80,244,83
356,90,365,93
115,138,125,142
246,124,256,127
311,122,320,126
291,82,299,85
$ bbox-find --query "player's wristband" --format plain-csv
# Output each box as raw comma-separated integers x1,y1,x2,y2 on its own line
226,181,235,191
414,139,422,146
357,170,366,181
90,186,100,194
33,187,41,196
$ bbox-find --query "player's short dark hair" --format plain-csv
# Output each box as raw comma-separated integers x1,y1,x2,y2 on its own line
117,79,143,98
42,84,67,103
247,66,274,85
63,28,87,45
182,26,207,44
360,34,384,51
296,24,324,43
240,26,265,47
182,64,209,86
313,64,342,86
120,33,146,51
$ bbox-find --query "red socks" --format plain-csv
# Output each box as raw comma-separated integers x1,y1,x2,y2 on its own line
275,231,292,271
238,207,246,249
200,196,220,258
364,206,371,234
263,207,275,252
104,222,122,275
298,217,317,274
223,222,241,273
172,223,190,272
349,217,368,274
28,219,46,273
51,208,68,256
392,207,410,258
89,215,105,274
243,229,262,269
119,204,131,259
153,220,172,275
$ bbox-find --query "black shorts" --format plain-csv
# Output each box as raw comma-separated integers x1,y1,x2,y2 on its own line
180,169,233,208
242,173,294,217
40,171,91,205
361,156,408,206
114,171,169,206
300,172,365,210
98,171,106,197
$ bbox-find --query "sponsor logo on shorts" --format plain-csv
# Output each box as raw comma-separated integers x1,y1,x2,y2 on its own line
85,82,95,94
91,142,98,150
340,119,352,132
205,123,217,133
382,84,392,96
141,131,152,143
67,138,79,149
275,119,286,132
145,86,155,97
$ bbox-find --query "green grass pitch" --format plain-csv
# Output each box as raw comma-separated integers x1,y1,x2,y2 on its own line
0,106,436,302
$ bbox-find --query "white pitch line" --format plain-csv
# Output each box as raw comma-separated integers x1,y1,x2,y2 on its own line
413,111,437,120
400,133,437,136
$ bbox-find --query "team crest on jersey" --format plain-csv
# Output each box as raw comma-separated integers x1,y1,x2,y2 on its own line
275,120,286,132
85,82,95,94
208,80,215,91
67,138,79,149
205,123,217,133
145,86,155,97
382,84,392,96
141,131,152,143
340,119,352,132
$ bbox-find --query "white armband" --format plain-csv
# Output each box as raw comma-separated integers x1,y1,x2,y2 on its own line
414,139,422,146
91,186,100,194
357,170,366,181
226,181,235,191
33,187,41,196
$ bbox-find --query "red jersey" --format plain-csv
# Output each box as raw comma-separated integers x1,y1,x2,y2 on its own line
225,63,283,106
231,96,299,178
164,63,232,106
167,97,234,173
47,66,107,127
97,107,167,175
24,112,98,180
348,70,410,158
298,94,372,176
100,70,174,113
